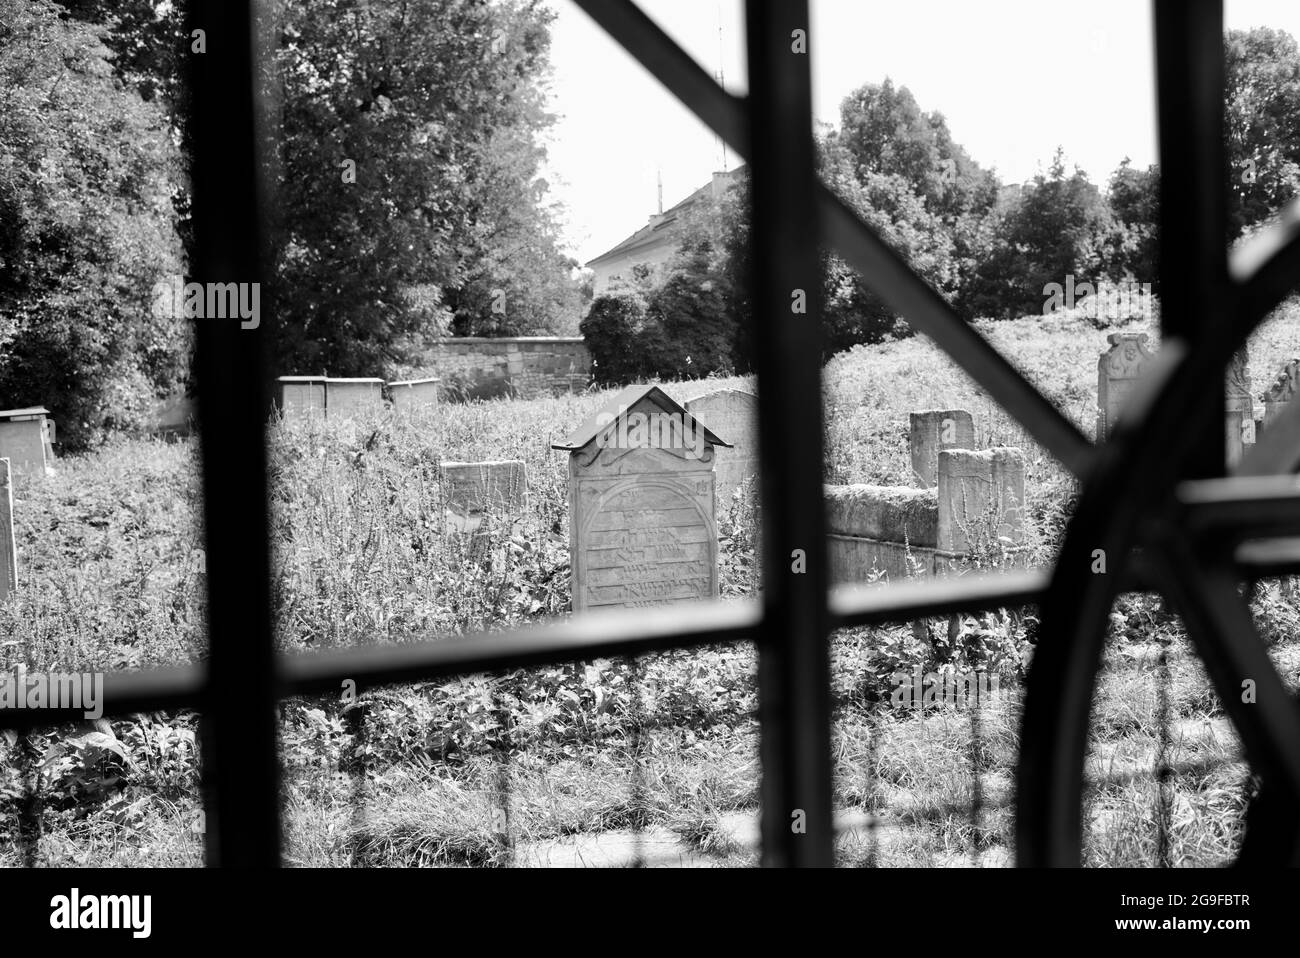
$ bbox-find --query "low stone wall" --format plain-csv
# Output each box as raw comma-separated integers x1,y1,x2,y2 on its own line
826,447,1027,585
413,337,591,400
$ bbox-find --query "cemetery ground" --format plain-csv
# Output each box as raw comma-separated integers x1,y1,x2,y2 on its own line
1,304,1299,867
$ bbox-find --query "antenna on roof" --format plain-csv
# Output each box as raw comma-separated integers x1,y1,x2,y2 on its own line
657,168,663,214
715,3,728,172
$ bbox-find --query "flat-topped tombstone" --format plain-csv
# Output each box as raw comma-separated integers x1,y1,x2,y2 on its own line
0,407,54,478
909,409,975,488
278,376,326,417
684,389,758,507
0,459,15,603
1263,358,1299,427
325,378,385,417
936,448,1026,553
389,377,441,411
1097,333,1155,439
440,460,527,535
554,384,731,611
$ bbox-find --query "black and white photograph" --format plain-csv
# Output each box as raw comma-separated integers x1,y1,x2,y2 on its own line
0,0,1298,937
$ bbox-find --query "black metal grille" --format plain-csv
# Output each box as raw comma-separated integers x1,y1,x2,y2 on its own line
2,0,1298,868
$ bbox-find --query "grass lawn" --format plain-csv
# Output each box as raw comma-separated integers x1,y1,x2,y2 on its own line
2,301,1298,866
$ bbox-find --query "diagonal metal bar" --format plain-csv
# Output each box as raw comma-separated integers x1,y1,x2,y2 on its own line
817,191,1093,476
570,0,1094,478
1230,197,1300,330
1154,537,1300,805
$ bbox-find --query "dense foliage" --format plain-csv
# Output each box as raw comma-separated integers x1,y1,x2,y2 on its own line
0,0,189,448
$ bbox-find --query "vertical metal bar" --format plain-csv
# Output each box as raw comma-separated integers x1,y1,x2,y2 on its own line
746,0,834,867
187,0,281,866
1154,0,1230,479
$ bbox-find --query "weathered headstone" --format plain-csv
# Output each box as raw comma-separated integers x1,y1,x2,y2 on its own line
0,408,53,478
1262,358,1299,428
1097,333,1154,439
1226,347,1254,466
936,448,1026,554
0,459,15,604
278,376,326,417
684,389,758,508
325,378,385,416
439,460,527,536
389,377,441,411
909,409,975,488
553,385,731,611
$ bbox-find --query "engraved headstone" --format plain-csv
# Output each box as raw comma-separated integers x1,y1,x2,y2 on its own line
440,461,527,536
0,408,53,478
554,385,731,611
909,409,975,488
0,459,15,604
684,389,758,508
1097,333,1154,439
389,377,441,411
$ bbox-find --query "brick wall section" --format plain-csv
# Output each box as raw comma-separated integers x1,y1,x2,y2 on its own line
413,337,591,400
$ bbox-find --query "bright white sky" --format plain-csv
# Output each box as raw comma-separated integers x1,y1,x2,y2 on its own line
541,0,1300,266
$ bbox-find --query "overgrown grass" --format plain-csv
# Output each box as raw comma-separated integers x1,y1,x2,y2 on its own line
1,302,1298,866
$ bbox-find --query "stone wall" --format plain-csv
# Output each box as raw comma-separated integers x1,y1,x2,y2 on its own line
825,448,1027,584
414,337,591,400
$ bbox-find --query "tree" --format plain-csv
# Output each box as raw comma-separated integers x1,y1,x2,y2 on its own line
968,149,1115,318
1225,27,1300,239
266,0,578,374
1105,157,1159,289
0,0,189,449
817,133,958,352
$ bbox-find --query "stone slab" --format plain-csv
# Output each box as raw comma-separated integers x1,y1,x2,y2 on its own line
684,390,758,508
909,409,975,488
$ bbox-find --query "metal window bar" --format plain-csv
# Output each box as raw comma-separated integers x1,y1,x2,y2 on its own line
5,0,1299,868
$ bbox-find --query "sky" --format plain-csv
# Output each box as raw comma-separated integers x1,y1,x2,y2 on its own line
539,0,1300,266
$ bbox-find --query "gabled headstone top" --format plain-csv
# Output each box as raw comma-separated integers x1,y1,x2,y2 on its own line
557,385,729,611
553,384,732,454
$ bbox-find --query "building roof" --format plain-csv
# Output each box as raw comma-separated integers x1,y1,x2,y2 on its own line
585,168,745,268
552,384,732,451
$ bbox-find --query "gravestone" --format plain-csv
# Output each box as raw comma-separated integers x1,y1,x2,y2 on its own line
909,409,975,488
684,389,758,508
278,376,326,417
553,384,731,611
0,459,15,604
1096,333,1154,439
1225,347,1254,466
936,448,1026,554
439,460,528,536
1262,358,1299,428
389,377,441,411
0,408,54,478
325,378,385,416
